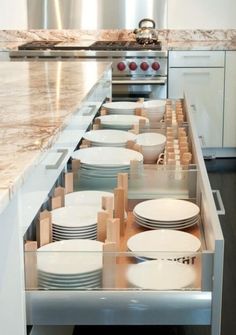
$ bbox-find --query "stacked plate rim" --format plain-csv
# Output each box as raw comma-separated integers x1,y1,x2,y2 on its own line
133,198,200,230
37,239,103,289
51,205,101,241
96,114,149,130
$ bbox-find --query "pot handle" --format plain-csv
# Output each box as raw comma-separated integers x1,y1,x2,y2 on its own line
139,18,156,29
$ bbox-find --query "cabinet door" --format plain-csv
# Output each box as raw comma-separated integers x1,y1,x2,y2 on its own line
168,67,224,148
224,52,236,147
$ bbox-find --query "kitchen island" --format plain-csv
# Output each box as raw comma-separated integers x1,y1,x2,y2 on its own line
0,60,111,335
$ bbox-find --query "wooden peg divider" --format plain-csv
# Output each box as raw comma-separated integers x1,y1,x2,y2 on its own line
106,218,120,247
100,108,107,116
97,211,109,242
139,119,146,129
92,123,100,130
117,173,128,213
36,210,52,247
130,159,141,177
64,172,74,194
52,186,64,208
72,159,81,174
94,117,101,125
114,187,125,236
24,240,38,289
102,196,114,219
133,143,142,153
137,97,144,103
79,144,89,149
82,139,91,146
102,242,117,289
126,140,136,150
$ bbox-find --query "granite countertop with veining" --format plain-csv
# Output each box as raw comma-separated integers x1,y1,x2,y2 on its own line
0,61,111,213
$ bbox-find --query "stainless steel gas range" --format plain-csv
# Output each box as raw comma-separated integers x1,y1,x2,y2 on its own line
10,40,168,100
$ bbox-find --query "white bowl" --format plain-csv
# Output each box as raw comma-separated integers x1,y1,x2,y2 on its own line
143,100,166,121
136,132,166,163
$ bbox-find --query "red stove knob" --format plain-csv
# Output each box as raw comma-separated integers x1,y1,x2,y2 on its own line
117,62,126,71
140,62,149,71
152,61,160,71
129,61,138,71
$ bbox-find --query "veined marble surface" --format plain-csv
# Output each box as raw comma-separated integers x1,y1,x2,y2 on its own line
1,29,236,52
0,61,111,212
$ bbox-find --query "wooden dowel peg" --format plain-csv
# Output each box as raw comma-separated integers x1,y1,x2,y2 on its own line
106,218,120,247
102,242,117,289
97,211,109,242
114,187,125,236
54,186,65,207
36,210,52,247
126,140,136,150
117,173,128,213
102,196,114,219
64,172,73,194
72,159,80,174
24,241,38,289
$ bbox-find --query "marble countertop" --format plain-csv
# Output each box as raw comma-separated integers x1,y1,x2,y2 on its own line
0,61,111,213
2,39,236,52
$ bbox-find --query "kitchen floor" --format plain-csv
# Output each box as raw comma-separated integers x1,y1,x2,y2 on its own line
73,158,236,335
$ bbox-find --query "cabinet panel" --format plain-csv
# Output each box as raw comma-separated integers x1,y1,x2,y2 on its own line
168,67,224,148
169,51,225,68
224,52,236,147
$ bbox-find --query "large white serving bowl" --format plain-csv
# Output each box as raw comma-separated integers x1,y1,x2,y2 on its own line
143,100,166,121
136,132,166,163
83,129,136,147
96,114,149,130
102,101,143,115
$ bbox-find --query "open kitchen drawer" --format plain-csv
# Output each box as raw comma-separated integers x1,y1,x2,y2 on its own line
24,97,224,335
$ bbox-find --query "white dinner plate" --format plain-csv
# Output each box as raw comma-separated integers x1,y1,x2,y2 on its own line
51,205,100,228
127,259,196,290
102,101,143,111
83,129,136,145
127,229,201,259
96,114,149,129
65,190,114,207
37,239,103,275
71,147,143,166
133,198,200,222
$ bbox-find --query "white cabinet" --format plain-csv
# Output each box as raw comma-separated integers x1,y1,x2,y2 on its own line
168,51,225,149
224,51,236,147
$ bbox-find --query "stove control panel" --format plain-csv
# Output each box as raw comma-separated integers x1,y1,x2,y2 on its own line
113,58,166,76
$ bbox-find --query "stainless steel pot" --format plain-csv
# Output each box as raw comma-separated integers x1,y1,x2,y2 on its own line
133,18,158,45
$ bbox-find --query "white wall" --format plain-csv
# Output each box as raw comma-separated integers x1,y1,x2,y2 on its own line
0,0,27,29
168,0,236,29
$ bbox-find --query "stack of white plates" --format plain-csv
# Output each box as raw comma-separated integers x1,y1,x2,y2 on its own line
95,114,149,130
83,129,136,147
127,229,201,260
37,239,103,289
102,101,143,115
133,198,200,230
127,259,196,290
51,205,100,241
71,147,143,181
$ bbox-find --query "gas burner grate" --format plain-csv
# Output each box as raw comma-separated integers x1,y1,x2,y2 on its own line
89,40,162,51
18,41,60,50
